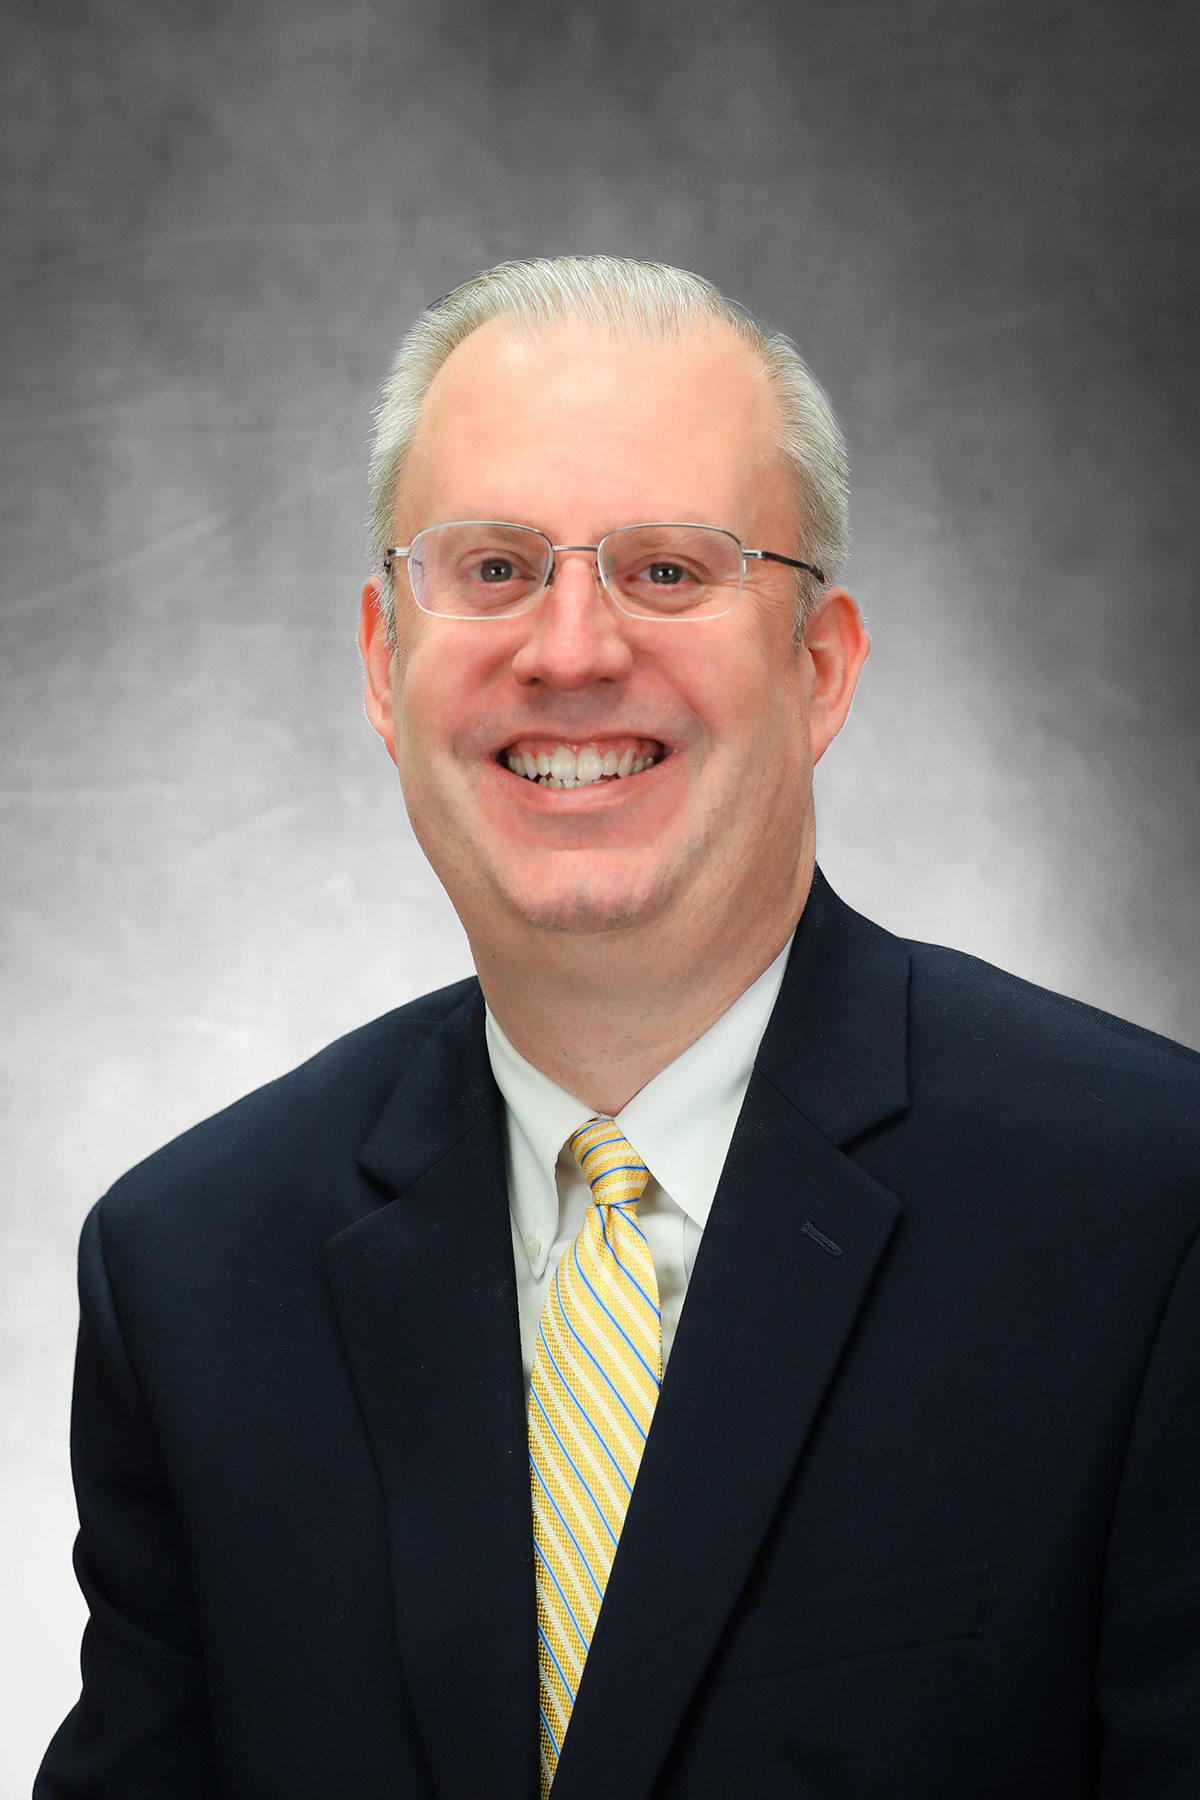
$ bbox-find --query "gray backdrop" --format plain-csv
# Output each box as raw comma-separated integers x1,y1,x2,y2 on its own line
2,1,1197,1788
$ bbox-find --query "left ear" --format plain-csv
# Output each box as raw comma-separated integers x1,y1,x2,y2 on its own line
359,577,398,765
802,587,870,764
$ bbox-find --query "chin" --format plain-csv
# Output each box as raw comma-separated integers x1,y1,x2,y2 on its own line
494,868,677,937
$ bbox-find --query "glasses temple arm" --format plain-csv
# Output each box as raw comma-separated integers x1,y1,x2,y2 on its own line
746,549,826,584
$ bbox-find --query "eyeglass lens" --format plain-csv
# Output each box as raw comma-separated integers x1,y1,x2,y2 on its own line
405,523,745,620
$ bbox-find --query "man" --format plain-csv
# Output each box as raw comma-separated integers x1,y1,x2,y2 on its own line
39,258,1200,1799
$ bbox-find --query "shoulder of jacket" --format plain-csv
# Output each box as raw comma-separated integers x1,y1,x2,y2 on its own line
904,937,1200,1080
97,975,482,1226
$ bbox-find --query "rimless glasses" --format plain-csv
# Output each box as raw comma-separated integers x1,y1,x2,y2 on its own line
383,521,824,622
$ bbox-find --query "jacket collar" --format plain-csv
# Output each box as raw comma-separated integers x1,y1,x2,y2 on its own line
756,865,910,1146
356,983,499,1194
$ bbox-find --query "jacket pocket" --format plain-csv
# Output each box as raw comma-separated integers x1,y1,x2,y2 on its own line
712,1563,990,1682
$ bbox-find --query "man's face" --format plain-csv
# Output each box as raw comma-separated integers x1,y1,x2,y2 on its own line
362,317,862,953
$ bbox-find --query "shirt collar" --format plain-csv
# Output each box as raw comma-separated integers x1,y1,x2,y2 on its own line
485,934,793,1249
484,1010,592,1269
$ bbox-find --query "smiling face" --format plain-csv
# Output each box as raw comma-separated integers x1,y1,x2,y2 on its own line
361,315,865,971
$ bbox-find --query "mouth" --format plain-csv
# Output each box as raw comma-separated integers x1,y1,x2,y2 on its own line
497,737,667,790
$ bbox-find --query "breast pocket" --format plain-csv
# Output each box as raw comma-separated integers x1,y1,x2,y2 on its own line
712,1563,990,1683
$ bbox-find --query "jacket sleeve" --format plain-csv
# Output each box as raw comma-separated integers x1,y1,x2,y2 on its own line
1097,1225,1200,1797
34,1202,219,1799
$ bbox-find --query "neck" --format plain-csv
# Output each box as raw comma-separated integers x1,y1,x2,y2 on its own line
472,858,813,1116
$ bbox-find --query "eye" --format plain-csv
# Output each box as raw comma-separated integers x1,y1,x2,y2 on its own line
457,549,541,588
477,557,517,583
644,560,688,586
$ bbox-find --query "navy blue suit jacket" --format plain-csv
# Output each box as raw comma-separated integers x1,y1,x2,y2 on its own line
37,872,1200,1797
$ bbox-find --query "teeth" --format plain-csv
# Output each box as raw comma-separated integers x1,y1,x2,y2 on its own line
503,741,661,786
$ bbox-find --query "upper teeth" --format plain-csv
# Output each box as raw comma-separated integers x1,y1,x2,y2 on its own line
504,744,658,787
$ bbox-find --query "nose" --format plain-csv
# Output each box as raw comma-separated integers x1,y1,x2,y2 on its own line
509,549,634,690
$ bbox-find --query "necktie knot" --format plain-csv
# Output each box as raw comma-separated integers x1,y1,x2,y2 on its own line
568,1119,650,1210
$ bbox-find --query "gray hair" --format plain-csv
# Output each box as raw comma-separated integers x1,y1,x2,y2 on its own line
368,256,848,639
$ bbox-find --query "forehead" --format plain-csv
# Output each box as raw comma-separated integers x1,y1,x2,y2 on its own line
397,315,789,533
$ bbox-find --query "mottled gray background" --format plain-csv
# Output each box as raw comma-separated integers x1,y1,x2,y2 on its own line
2,0,1197,1787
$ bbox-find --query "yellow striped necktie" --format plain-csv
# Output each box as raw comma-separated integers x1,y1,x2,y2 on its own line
529,1119,662,1796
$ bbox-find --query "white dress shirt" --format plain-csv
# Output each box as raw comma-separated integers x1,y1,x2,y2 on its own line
484,936,794,1390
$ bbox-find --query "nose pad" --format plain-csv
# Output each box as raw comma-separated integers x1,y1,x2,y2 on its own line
544,546,605,598
534,550,616,627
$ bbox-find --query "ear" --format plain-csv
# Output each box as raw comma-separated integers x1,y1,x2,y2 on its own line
359,578,398,765
803,587,870,765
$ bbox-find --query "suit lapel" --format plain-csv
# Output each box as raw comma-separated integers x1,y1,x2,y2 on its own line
551,872,912,1800
323,989,537,1800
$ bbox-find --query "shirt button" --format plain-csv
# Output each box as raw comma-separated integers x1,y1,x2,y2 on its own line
525,1233,541,1259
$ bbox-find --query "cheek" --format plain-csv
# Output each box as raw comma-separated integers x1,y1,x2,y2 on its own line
392,634,460,749
683,634,803,761
392,640,513,798
390,659,448,796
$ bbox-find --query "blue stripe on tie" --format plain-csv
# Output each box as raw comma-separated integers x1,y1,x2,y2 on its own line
588,1162,645,1183
539,1703,561,1760
531,1386,620,1550
537,1324,633,1497
552,1261,647,1444
531,1458,606,1603
537,1626,576,1711
597,1206,660,1318
534,1539,591,1655
614,1199,652,1243
573,1237,660,1387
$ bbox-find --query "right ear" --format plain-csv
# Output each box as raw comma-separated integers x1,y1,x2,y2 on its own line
359,578,397,765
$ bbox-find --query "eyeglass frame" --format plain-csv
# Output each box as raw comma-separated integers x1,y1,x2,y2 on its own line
381,520,825,622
